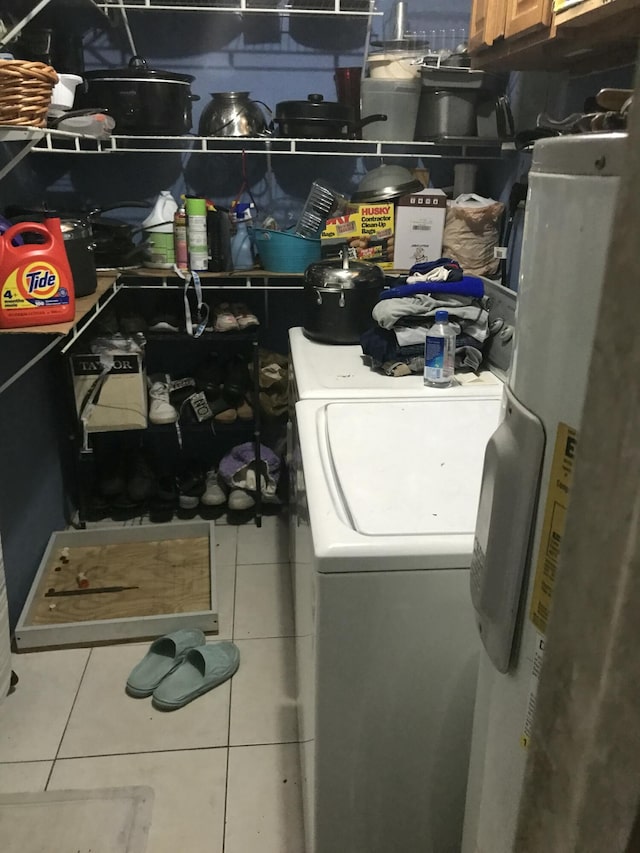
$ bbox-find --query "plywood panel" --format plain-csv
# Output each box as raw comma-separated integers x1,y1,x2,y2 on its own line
28,537,210,626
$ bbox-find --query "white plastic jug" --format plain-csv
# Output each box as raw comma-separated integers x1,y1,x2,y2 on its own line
143,190,178,268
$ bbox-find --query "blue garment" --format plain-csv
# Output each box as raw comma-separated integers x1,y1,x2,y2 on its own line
409,258,460,274
379,276,485,301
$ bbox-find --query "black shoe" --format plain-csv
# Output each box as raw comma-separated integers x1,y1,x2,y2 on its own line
127,450,157,503
223,355,252,407
95,450,126,498
195,357,236,424
149,474,178,523
120,313,148,334
177,461,206,510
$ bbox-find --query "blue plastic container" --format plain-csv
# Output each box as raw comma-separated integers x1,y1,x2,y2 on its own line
249,227,321,274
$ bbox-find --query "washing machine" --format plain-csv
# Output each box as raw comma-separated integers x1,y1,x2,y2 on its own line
293,394,505,853
288,280,516,852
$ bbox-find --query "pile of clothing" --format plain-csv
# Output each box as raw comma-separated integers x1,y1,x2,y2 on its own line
360,258,490,377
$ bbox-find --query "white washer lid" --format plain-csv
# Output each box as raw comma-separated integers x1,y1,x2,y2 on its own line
324,398,501,536
289,327,502,400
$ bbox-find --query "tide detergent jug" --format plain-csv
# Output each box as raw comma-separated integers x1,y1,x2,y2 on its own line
0,218,75,329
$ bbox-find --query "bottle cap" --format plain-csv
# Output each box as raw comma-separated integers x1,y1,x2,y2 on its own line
435,309,449,323
185,196,207,216
233,202,254,222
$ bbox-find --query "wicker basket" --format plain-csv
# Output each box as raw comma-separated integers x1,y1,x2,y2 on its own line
0,60,58,128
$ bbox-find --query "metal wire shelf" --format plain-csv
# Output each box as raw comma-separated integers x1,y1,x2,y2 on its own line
95,0,382,14
24,130,507,160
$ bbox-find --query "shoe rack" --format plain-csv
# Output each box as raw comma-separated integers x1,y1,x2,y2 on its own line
65,281,266,528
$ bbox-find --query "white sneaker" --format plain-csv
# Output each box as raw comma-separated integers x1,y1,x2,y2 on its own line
148,374,178,424
201,469,226,507
228,489,255,511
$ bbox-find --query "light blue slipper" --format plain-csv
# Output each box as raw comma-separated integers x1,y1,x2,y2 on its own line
151,641,240,711
125,628,207,698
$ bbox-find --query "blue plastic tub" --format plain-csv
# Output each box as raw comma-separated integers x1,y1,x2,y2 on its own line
249,227,321,274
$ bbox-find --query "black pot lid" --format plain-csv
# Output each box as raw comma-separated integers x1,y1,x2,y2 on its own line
84,55,194,84
276,94,353,122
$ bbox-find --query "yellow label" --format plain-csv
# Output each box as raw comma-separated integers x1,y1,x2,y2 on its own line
321,203,395,268
529,422,577,635
1,263,68,310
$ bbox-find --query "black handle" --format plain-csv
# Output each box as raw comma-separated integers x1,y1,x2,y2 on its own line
356,113,388,130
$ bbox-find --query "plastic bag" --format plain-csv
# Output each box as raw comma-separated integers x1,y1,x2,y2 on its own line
442,193,505,277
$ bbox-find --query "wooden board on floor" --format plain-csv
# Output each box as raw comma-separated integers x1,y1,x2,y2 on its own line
15,522,218,650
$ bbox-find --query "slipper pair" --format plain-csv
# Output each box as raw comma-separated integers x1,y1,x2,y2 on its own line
125,629,239,711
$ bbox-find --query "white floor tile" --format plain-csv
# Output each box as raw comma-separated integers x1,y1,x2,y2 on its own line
0,649,89,762
225,743,304,853
234,564,294,640
230,638,297,746
59,643,231,758
216,562,235,641
49,748,227,853
236,516,289,565
0,761,52,793
214,524,237,567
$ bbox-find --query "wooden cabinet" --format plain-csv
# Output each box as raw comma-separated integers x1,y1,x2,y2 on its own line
505,0,552,38
469,0,508,49
468,0,640,70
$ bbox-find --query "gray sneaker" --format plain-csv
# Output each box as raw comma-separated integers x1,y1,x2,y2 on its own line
201,469,226,507
228,489,255,511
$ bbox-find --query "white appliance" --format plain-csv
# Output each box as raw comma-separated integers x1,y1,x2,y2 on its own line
293,394,504,853
289,279,515,402
462,133,625,853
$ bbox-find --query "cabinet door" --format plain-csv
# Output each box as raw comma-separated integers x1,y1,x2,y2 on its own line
469,0,508,50
505,0,552,38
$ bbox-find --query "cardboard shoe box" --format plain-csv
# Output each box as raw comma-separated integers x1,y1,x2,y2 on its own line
321,203,395,269
71,350,147,432
393,189,447,270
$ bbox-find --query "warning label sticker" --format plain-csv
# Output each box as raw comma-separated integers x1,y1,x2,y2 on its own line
529,422,578,635
520,632,546,749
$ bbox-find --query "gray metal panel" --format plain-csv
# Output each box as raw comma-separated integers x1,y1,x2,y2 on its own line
482,278,516,377
531,132,627,177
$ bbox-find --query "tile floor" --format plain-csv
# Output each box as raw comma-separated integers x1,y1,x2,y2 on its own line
0,515,305,853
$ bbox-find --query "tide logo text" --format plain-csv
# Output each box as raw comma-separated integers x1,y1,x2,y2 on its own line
26,269,57,293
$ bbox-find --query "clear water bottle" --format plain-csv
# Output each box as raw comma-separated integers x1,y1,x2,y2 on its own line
424,309,456,387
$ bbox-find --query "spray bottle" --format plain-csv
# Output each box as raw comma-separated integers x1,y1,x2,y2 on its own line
230,202,255,271
142,190,178,268
174,201,188,270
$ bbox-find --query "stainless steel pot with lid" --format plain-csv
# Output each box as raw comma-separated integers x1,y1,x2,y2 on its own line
303,253,384,344
351,164,424,203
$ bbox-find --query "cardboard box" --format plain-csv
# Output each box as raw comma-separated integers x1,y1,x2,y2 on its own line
321,203,395,269
71,350,147,433
393,189,447,270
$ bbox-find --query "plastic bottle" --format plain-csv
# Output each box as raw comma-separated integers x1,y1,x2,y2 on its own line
142,190,178,268
185,196,208,271
230,203,255,271
424,309,456,387
0,218,75,329
174,202,188,270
